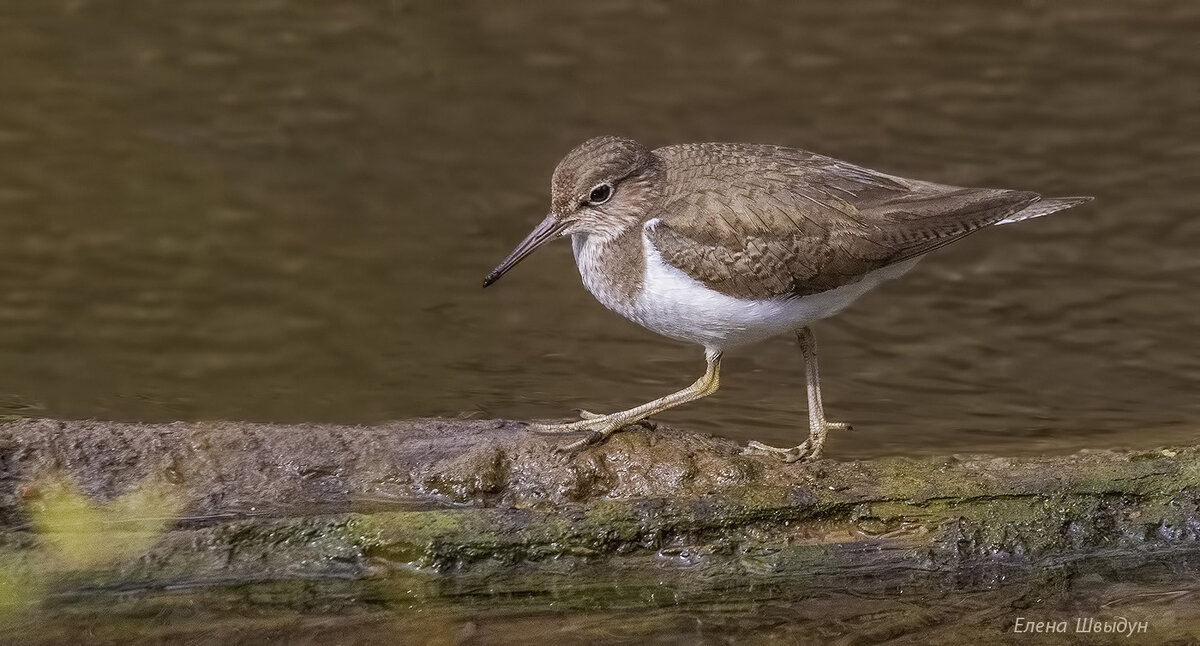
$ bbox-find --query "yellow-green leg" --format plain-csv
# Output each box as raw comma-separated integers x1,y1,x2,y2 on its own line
529,349,723,451
744,326,850,462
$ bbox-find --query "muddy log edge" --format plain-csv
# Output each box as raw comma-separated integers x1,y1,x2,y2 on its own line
0,417,1197,586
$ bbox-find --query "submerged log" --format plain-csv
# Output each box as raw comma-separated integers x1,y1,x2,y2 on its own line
0,417,1198,588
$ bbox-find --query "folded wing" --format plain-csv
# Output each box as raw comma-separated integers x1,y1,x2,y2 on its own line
647,143,1043,300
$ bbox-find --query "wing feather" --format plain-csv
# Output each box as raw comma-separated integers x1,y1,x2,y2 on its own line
646,144,1040,300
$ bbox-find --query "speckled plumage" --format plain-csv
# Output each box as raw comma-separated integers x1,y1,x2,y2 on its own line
646,142,1062,300
541,136,1089,340
484,136,1090,459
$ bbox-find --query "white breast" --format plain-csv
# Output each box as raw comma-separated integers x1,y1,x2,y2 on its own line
574,222,919,352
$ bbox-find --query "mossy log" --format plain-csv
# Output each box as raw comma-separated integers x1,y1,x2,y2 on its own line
0,417,1197,588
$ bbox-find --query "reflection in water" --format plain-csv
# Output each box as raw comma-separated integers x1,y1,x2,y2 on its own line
4,551,1199,644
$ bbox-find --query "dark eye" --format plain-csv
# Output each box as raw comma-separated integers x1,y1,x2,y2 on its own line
587,183,613,205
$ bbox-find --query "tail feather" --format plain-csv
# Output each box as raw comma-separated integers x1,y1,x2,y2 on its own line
997,196,1093,225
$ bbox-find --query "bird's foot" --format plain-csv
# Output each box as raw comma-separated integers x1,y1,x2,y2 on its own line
528,412,648,452
742,421,852,463
743,440,814,463
572,408,605,420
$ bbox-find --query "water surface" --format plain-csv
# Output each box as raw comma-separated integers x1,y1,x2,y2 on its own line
3,1,1200,643
1,1,1197,455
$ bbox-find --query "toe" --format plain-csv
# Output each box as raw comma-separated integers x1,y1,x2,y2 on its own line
527,419,591,434
742,440,814,463
554,432,604,453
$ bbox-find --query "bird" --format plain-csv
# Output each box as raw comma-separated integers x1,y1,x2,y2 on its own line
483,136,1090,461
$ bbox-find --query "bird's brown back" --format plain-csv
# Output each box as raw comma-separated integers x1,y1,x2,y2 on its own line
646,143,1040,300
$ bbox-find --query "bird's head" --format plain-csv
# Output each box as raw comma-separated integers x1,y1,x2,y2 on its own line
483,136,663,287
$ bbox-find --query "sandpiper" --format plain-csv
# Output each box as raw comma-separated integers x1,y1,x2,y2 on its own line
484,137,1090,461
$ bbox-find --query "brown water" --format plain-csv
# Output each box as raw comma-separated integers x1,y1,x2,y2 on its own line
3,0,1200,641
11,552,1200,644
2,1,1200,458
3,1,1199,459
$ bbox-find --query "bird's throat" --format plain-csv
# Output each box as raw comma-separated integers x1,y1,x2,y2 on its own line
572,229,646,311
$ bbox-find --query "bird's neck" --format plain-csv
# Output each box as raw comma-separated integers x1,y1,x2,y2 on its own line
572,228,646,311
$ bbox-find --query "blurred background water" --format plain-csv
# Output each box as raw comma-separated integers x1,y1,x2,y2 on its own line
3,1,1200,643
1,1,1198,455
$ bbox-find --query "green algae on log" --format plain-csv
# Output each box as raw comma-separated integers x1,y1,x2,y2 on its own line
0,417,1198,584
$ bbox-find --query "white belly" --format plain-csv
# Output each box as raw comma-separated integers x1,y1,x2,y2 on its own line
573,229,919,352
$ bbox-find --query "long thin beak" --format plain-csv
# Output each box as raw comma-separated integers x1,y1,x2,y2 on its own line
483,213,566,288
